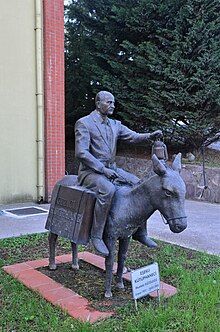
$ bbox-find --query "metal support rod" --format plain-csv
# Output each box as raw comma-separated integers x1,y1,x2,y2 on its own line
134,299,138,311
35,0,45,202
201,143,207,189
157,289,161,303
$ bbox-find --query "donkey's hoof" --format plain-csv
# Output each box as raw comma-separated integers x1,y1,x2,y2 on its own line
71,263,79,270
49,263,57,270
116,282,125,290
105,291,113,298
123,266,131,274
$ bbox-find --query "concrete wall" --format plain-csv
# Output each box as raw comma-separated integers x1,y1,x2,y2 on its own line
0,1,37,203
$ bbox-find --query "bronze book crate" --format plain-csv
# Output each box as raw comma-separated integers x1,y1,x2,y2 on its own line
45,184,96,244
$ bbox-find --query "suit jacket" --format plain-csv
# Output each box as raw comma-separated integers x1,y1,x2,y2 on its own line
75,110,149,184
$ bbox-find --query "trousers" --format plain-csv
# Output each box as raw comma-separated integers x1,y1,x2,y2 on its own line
81,167,147,239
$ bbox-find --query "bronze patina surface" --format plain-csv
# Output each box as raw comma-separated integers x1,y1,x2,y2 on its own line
46,91,187,298
46,183,96,244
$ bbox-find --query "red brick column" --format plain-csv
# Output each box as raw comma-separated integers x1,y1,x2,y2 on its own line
43,0,65,201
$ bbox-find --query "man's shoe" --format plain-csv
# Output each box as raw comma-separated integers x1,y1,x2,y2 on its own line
132,234,157,248
91,237,109,256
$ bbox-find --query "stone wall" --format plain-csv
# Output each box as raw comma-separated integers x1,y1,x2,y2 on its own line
116,156,220,204
66,151,220,203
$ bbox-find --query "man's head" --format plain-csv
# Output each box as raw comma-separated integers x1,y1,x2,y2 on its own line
95,91,115,116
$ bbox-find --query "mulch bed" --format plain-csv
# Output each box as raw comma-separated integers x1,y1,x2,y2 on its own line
39,260,136,312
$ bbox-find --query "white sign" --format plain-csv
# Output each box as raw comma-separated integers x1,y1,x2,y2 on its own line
131,262,160,300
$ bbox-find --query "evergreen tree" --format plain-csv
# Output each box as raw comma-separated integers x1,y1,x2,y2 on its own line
65,0,220,149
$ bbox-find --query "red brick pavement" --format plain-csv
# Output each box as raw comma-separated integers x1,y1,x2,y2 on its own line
3,252,177,323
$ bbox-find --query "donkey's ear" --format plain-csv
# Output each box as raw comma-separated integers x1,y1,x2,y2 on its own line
172,153,182,172
152,154,166,176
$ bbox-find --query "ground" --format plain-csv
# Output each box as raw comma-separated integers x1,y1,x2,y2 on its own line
0,233,219,331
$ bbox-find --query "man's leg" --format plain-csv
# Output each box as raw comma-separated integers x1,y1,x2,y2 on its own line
132,222,157,248
82,173,116,256
116,168,157,248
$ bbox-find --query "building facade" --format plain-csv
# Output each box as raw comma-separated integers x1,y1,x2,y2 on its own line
0,0,65,203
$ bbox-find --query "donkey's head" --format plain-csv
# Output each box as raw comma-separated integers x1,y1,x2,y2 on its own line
150,153,187,233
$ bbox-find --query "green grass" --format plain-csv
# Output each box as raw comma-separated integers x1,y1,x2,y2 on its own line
0,233,219,332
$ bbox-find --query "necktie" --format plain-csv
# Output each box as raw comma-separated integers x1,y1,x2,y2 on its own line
103,119,112,148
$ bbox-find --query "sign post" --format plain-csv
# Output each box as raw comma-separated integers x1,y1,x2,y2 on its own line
131,262,160,310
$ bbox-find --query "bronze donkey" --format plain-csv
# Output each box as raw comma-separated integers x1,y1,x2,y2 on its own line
48,154,187,298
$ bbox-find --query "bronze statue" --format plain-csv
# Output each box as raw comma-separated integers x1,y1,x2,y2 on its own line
47,153,187,298
74,91,163,256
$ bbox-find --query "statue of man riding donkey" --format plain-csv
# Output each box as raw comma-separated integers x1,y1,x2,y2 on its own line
46,91,187,298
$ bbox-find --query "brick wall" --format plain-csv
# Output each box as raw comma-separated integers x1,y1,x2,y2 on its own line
43,0,65,201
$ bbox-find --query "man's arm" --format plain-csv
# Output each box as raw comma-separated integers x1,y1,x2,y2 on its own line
119,123,162,143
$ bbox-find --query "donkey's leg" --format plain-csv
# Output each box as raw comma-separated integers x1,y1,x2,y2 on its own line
48,232,58,270
104,238,116,298
71,242,79,270
116,237,130,290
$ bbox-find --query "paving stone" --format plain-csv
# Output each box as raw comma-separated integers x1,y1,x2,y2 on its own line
26,258,49,269
3,262,33,276
56,254,72,263
15,269,53,288
65,307,113,323
88,310,114,323
57,294,89,309
79,251,117,271
42,286,77,303
33,280,63,293
79,251,105,270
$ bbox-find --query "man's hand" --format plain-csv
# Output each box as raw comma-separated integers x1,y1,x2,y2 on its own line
103,167,118,181
150,130,163,140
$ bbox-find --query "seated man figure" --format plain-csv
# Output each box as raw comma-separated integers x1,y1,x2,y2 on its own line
75,91,162,256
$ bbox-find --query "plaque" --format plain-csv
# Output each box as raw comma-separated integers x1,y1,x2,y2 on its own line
45,184,96,244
